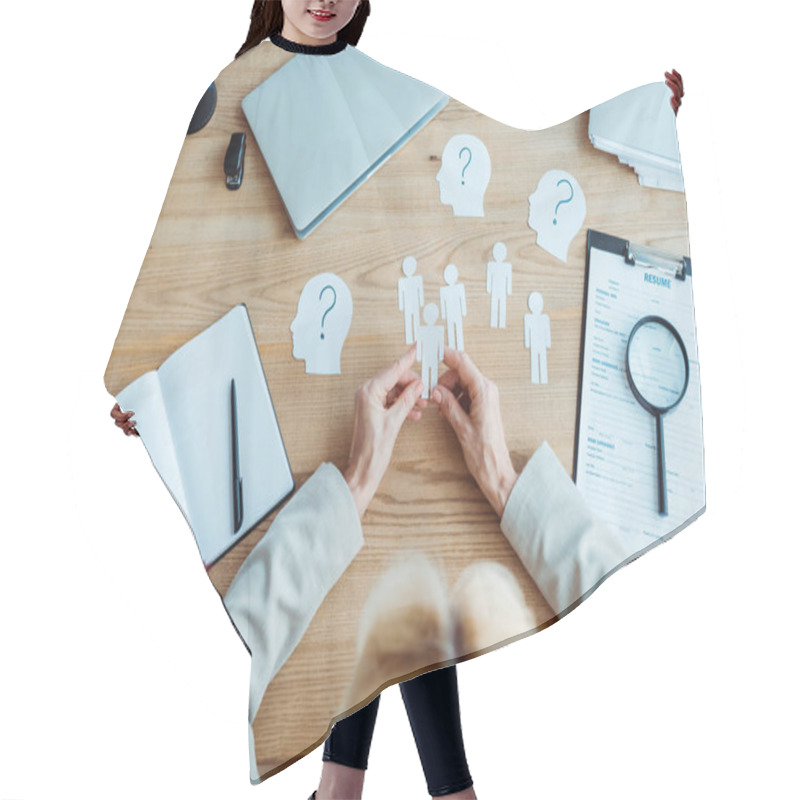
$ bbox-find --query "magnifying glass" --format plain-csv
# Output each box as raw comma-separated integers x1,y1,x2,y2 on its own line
625,315,689,516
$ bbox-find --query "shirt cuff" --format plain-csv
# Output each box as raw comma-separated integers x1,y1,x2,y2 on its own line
500,441,626,615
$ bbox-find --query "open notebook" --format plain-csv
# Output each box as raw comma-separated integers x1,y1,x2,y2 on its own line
242,44,449,238
116,305,294,566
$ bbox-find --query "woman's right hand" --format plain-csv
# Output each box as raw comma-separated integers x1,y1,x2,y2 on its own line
343,345,426,518
432,347,518,518
111,403,138,436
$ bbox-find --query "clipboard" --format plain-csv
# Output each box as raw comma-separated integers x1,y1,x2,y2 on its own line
573,230,706,554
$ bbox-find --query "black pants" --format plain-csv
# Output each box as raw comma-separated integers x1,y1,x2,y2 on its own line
323,665,473,797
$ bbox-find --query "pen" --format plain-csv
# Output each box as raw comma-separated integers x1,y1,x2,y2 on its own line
231,378,244,534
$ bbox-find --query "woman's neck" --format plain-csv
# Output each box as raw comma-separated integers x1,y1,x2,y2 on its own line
270,30,347,56
280,20,336,47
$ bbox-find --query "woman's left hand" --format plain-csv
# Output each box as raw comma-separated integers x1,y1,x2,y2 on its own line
665,69,684,115
111,403,139,436
343,345,427,517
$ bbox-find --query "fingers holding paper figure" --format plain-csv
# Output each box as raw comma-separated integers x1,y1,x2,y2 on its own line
343,345,426,518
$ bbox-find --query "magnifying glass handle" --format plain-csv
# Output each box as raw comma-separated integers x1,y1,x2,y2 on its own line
656,413,668,516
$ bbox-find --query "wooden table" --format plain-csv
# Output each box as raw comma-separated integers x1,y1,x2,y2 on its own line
104,40,689,779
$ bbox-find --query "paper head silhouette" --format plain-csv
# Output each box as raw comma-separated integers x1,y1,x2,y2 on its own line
423,301,439,325
291,273,353,375
528,169,587,262
528,290,544,315
437,134,491,217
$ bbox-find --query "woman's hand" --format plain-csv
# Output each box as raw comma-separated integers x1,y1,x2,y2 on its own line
111,403,138,436
665,69,684,115
343,345,426,517
431,347,518,518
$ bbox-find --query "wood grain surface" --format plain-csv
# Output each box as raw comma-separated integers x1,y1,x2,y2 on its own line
104,40,689,779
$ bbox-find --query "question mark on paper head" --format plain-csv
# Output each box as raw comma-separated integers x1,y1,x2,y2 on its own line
553,178,574,225
459,147,473,185
319,285,337,340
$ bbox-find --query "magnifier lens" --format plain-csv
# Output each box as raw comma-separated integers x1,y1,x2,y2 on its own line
628,321,687,410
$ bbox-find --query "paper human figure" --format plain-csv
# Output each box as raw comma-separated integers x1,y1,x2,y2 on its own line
524,291,551,384
528,169,587,262
486,241,513,328
398,256,425,345
436,134,491,217
291,273,353,375
416,303,445,399
439,263,467,351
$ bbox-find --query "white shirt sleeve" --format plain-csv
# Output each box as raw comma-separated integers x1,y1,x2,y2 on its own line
500,441,628,617
223,462,363,722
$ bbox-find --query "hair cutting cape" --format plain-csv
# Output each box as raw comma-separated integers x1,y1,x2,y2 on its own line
105,37,703,783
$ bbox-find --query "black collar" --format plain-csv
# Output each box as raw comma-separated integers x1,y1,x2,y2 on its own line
270,32,348,55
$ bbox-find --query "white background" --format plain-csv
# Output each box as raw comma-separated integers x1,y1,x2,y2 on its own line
1,1,797,798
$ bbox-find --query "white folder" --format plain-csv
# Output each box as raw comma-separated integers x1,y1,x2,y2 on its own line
242,45,449,238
